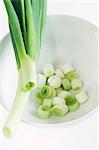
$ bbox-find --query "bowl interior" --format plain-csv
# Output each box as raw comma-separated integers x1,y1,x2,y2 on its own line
0,15,98,125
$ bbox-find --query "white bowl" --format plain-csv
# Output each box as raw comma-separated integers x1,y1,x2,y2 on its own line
0,15,98,125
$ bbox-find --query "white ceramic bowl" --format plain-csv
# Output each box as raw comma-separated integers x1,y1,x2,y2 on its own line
0,15,98,125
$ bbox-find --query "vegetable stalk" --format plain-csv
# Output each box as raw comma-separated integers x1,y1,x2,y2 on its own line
3,71,30,138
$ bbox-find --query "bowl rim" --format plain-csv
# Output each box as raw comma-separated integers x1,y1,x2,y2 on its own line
0,14,98,126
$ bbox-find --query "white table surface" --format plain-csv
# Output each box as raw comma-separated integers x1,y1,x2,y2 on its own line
0,0,98,149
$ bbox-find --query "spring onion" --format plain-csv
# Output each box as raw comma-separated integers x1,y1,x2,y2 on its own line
38,106,50,119
40,85,53,98
52,97,66,106
55,68,64,78
3,76,30,138
35,91,43,105
75,91,88,104
51,89,56,98
3,0,47,137
37,73,46,88
48,75,62,89
43,64,54,77
66,94,77,105
42,98,52,110
66,71,79,81
62,79,71,91
51,104,68,116
66,94,80,112
56,87,63,95
60,64,74,75
67,100,80,112
34,63,88,119
58,90,71,100
71,79,83,90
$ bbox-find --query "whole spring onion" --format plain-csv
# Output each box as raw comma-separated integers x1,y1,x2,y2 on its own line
3,0,47,137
